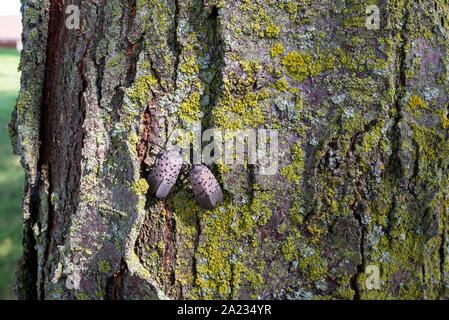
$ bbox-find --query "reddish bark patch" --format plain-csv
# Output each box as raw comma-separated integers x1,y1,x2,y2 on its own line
107,258,129,300
134,93,181,297
38,0,89,299
137,99,159,170
39,0,67,300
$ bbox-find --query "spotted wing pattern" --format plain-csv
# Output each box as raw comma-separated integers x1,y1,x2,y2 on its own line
189,164,223,210
148,150,183,198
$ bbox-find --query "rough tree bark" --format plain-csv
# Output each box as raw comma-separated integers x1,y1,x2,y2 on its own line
9,0,449,300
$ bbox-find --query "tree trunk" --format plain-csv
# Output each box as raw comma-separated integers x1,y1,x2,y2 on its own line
9,0,449,300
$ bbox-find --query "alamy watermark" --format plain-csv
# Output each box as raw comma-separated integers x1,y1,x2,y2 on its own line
166,122,279,176
64,4,381,31
366,5,380,30
365,265,380,290
65,4,80,30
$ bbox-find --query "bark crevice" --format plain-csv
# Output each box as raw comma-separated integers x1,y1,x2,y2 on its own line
173,0,182,92
37,0,65,300
107,258,128,300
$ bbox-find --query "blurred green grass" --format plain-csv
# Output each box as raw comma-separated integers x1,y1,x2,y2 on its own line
0,48,23,300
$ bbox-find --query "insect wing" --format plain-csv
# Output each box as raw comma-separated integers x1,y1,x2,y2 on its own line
189,165,223,209
148,150,183,198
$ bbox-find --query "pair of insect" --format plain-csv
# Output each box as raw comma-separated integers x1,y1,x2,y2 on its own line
147,145,223,210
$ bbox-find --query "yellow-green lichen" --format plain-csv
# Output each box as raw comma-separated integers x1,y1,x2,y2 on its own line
180,55,200,75
264,23,280,38
98,259,112,274
171,185,275,298
131,178,149,196
76,292,92,300
178,92,202,123
212,61,268,129
281,236,299,261
128,64,158,105
270,43,285,57
408,94,428,110
275,78,289,91
282,51,323,82
280,141,304,184
442,114,449,129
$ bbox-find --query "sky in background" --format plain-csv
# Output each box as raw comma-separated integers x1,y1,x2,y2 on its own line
0,0,21,16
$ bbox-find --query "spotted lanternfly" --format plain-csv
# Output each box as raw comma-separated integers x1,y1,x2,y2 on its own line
189,164,223,210
148,149,183,198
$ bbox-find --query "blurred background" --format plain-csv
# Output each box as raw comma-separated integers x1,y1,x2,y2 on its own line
0,0,24,300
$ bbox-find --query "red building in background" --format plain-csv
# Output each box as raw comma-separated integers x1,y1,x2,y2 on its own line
0,15,22,50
